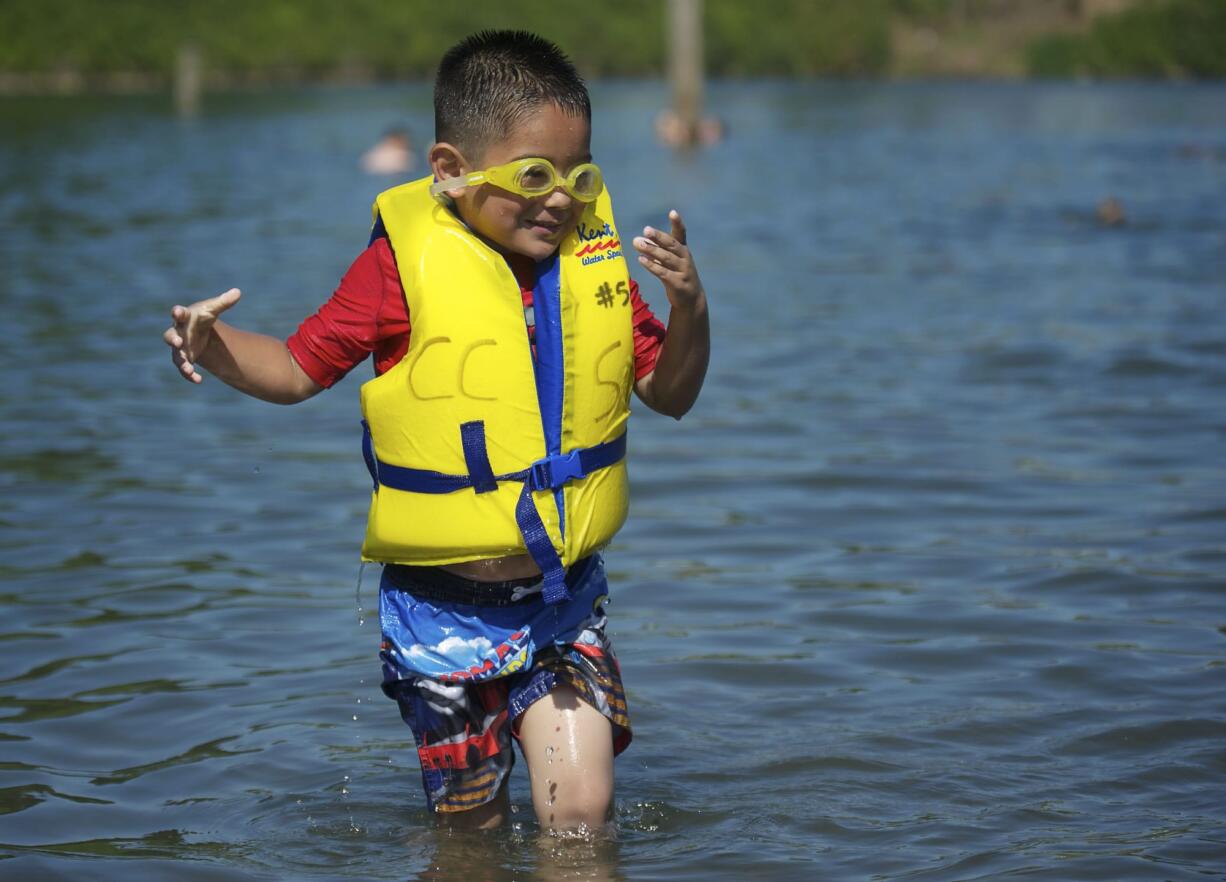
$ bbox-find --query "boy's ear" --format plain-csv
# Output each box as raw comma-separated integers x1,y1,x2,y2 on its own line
428,142,469,194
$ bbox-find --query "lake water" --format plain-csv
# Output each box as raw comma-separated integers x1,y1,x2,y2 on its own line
1,79,1224,881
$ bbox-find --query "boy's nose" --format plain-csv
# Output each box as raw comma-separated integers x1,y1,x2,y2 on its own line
543,186,574,210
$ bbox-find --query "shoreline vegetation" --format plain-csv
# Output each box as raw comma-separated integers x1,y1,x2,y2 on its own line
1,0,1223,96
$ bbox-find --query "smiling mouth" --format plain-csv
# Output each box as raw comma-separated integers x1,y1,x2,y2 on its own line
526,218,563,235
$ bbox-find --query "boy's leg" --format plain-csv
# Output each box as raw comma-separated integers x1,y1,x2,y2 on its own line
383,674,517,823
438,782,509,830
517,683,614,831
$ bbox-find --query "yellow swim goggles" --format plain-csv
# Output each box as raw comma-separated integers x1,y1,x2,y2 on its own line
429,157,604,203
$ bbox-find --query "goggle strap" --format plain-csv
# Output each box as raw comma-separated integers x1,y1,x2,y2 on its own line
428,174,484,198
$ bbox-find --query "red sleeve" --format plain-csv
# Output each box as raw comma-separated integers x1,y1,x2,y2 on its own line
630,279,666,380
287,243,661,385
286,238,410,388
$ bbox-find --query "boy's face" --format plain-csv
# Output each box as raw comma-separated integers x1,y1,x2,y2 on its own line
447,102,593,262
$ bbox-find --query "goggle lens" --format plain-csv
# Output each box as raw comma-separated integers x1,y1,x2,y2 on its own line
569,165,602,200
513,161,558,195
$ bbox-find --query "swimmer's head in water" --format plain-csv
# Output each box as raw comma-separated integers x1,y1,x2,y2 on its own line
433,30,590,164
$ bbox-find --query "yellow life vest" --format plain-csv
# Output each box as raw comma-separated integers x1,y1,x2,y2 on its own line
359,176,635,603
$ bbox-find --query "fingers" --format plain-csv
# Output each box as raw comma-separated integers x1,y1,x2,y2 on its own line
669,209,687,246
178,356,203,383
165,289,232,384
164,322,201,383
166,306,192,358
634,210,688,258
631,211,704,308
163,287,237,384
169,287,240,324
633,221,690,274
210,287,241,316
169,340,203,383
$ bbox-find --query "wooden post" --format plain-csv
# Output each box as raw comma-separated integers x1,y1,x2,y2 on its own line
175,43,202,117
668,0,703,146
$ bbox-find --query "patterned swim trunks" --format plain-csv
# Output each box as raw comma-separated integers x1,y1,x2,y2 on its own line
378,555,632,812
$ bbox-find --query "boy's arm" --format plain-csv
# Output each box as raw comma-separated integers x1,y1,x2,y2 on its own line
163,288,323,405
632,210,710,419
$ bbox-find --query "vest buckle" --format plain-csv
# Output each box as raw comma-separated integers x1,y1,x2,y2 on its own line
528,450,585,491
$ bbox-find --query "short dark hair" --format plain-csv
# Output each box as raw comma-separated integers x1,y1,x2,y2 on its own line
434,30,591,159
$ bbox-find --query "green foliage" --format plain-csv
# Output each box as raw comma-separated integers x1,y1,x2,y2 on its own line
887,0,955,21
1027,0,1226,77
706,0,892,76
0,0,888,80
5,0,1221,83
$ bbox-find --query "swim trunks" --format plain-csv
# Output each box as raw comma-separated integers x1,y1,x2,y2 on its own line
378,554,632,812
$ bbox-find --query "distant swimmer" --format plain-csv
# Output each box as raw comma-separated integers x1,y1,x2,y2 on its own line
1096,197,1126,227
361,127,414,175
654,109,725,148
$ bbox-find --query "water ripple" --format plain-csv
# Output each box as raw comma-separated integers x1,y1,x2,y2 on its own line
2,80,1225,881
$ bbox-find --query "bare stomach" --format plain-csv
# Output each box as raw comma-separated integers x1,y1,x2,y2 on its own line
439,553,542,582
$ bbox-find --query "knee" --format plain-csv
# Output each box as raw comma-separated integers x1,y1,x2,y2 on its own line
538,778,613,831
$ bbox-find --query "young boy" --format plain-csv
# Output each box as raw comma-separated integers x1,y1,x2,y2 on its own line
163,30,709,832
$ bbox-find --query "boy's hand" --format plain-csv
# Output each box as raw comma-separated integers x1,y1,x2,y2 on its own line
632,210,705,311
630,210,710,419
163,288,241,383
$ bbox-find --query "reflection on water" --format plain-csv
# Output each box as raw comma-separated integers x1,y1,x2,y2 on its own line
1,80,1225,880
410,825,624,882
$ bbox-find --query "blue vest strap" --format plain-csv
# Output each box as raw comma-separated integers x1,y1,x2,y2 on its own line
460,421,499,494
515,482,569,604
526,434,627,491
361,420,379,490
368,213,388,246
361,424,626,604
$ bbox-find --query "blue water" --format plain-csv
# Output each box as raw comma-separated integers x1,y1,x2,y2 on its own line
1,80,1225,880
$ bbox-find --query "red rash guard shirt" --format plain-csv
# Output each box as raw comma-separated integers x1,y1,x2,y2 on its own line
288,237,666,389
